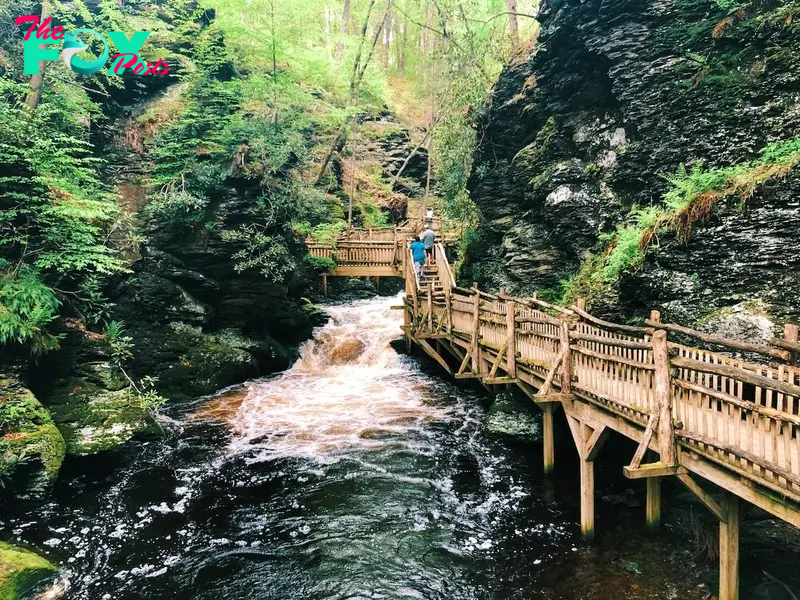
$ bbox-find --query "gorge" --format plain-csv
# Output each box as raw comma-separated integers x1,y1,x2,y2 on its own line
2,0,800,598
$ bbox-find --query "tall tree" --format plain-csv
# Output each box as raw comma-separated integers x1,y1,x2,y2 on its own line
507,0,520,51
335,0,352,62
25,0,50,111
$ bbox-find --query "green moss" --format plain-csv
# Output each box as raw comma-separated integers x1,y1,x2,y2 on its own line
0,379,66,489
594,137,800,284
514,116,558,172
46,382,157,456
0,542,57,600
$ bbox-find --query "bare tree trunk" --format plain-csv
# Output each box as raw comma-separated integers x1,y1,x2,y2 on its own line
316,0,387,186
507,0,520,51
335,0,351,63
324,5,333,59
383,8,393,68
25,0,49,111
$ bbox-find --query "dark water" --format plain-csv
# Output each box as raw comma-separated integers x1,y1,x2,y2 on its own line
2,298,714,600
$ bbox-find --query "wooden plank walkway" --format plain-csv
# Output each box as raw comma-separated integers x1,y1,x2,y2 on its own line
308,226,800,600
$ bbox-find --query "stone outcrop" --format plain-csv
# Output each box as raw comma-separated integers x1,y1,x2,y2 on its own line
463,0,800,337
0,378,65,500
0,541,57,600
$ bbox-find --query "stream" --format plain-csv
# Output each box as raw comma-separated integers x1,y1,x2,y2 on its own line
2,296,715,600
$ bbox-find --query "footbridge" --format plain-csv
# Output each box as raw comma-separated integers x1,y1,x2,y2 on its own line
307,227,800,600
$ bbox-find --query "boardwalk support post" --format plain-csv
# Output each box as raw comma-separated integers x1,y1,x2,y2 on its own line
719,494,740,600
566,415,603,543
646,478,661,532
543,405,555,475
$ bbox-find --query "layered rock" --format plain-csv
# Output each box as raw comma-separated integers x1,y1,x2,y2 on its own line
463,0,800,334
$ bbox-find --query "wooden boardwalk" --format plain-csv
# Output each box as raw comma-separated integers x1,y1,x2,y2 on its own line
309,227,800,600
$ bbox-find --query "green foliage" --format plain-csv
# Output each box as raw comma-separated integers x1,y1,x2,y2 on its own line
358,200,389,228
600,205,663,282
590,137,800,285
0,272,60,354
222,226,296,282
304,255,336,273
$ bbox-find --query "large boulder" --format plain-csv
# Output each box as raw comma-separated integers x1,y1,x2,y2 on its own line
0,542,57,600
0,378,66,500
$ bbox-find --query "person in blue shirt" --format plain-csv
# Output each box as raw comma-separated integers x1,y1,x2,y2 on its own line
409,236,426,277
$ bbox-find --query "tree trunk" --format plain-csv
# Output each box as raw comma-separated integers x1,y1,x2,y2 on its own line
25,0,49,111
383,8,393,68
316,0,382,186
335,0,351,62
507,0,520,51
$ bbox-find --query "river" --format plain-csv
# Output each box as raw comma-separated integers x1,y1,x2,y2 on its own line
2,296,716,600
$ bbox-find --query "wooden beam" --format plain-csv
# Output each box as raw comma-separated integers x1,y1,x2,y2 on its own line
417,339,453,375
678,450,800,528
559,319,572,394
506,299,517,378
537,351,564,397
585,425,609,462
676,472,727,522
484,377,519,385
580,422,595,542
629,413,659,470
471,283,481,373
623,463,686,479
646,318,790,363
534,393,571,405
543,404,555,474
456,349,472,376
487,344,508,380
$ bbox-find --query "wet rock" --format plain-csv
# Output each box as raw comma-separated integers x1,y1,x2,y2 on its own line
485,392,542,442
46,382,160,456
129,323,292,401
330,338,367,364
464,0,800,327
0,378,66,500
0,541,57,600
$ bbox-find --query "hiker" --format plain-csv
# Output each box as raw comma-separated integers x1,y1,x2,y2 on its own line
425,207,434,228
421,225,436,266
409,235,426,277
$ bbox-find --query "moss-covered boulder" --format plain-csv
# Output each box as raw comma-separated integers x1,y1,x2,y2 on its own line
0,542,57,600
45,381,161,456
485,391,542,442
143,323,292,400
0,379,66,499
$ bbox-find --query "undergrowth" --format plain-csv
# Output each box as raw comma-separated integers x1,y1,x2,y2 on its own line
563,138,800,306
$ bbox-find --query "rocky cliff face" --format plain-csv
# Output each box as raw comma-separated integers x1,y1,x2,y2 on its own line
463,0,800,334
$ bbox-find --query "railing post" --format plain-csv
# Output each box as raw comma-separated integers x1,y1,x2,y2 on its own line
472,283,481,374
650,310,676,467
427,283,433,332
445,286,452,334
559,318,572,395
506,298,517,378
785,323,799,366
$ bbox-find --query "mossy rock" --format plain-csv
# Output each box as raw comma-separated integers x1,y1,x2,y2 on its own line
0,542,57,600
485,392,542,442
0,379,66,499
46,382,160,456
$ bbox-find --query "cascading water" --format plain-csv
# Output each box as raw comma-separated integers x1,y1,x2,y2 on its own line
2,296,709,600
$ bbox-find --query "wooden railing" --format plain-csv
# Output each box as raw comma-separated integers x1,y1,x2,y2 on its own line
404,251,800,530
